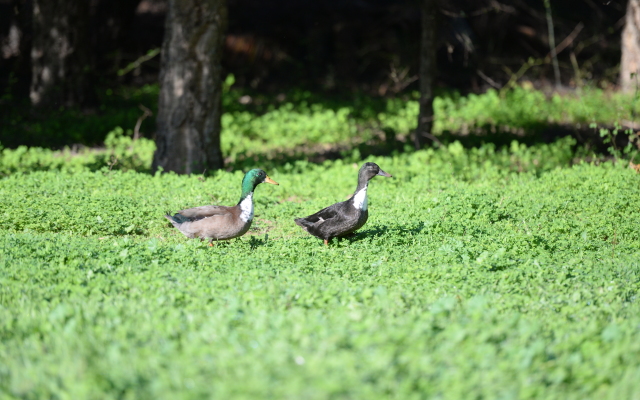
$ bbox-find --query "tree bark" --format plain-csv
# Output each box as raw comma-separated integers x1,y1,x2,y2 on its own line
93,0,142,76
415,0,437,150
0,0,30,101
30,0,94,107
152,0,226,174
621,0,640,93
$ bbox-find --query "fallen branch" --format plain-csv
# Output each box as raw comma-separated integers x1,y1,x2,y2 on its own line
500,57,547,94
477,70,501,89
133,105,153,140
118,48,160,77
548,22,584,58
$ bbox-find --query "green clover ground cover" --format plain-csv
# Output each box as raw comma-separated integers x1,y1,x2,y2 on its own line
2,85,639,174
1,143,640,399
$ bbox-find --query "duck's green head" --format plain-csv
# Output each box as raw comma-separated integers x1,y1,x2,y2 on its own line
241,169,279,195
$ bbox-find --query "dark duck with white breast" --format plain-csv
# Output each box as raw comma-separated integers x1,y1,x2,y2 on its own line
165,169,279,245
294,162,392,245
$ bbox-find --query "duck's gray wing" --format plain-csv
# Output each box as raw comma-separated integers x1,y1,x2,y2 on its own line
167,205,233,223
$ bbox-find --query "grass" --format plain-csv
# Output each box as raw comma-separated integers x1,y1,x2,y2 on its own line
2,81,640,174
0,85,160,149
1,142,640,398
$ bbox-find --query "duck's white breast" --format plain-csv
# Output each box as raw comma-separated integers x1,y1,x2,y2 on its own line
352,187,368,211
239,193,254,222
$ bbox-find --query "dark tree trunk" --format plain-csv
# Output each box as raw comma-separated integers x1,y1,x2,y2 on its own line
334,22,357,89
415,0,437,150
306,19,328,86
0,0,31,101
93,0,142,76
621,0,640,93
30,0,94,107
152,0,226,174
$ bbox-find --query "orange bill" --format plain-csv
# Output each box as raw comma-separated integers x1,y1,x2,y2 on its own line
264,175,279,185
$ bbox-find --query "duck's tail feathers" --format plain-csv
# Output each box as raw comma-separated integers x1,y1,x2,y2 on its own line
294,218,311,232
165,213,184,227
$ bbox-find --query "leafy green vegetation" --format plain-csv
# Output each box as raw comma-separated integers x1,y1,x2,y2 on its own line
0,85,160,149
2,83,640,174
1,142,640,398
5,79,639,175
0,127,155,176
433,86,640,134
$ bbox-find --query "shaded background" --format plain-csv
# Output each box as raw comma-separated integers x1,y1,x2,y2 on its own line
0,0,629,148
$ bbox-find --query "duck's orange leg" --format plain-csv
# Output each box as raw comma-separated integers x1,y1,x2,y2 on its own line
323,239,329,246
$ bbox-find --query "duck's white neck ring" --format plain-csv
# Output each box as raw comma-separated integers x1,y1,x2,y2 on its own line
239,192,254,222
352,186,368,211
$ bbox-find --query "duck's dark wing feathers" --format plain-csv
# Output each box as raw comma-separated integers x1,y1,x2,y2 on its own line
296,203,340,224
295,201,361,239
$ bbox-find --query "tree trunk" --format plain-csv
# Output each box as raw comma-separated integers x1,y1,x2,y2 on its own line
334,22,357,90
621,0,640,93
152,0,226,174
0,0,31,101
415,0,437,150
93,0,142,76
30,0,94,107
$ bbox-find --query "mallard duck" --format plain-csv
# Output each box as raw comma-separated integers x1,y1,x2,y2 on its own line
294,162,392,245
165,169,279,245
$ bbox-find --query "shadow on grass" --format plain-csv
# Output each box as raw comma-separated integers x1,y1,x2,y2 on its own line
327,222,427,245
248,234,271,250
225,122,621,173
0,89,160,149
2,84,629,175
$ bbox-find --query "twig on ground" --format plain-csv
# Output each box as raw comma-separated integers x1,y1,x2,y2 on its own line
133,105,153,140
550,22,584,57
477,70,501,89
117,48,160,77
544,0,561,87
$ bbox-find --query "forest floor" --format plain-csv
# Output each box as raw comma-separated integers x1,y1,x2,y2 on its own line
1,85,640,398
